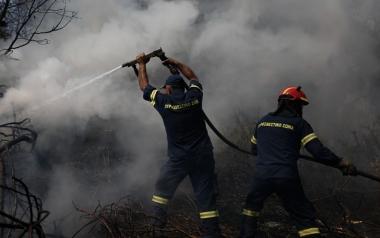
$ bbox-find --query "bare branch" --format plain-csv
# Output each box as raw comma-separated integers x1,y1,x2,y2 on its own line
73,197,199,238
1,0,76,55
0,177,49,238
0,0,12,23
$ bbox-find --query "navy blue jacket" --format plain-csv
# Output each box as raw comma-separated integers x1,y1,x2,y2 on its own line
143,80,213,157
251,110,341,178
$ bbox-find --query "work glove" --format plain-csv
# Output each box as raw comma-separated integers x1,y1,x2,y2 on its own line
338,159,357,176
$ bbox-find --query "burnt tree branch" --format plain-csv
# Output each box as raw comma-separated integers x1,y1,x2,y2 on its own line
1,0,76,55
0,177,49,238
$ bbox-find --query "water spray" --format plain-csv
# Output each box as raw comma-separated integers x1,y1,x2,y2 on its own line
27,66,122,113
26,48,168,114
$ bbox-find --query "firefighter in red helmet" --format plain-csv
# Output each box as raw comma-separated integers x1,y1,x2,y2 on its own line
240,86,357,238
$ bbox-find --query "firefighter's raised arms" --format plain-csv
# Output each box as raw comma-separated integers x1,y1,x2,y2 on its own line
135,53,222,238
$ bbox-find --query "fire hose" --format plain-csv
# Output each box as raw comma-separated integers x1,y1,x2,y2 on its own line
125,48,380,184
202,111,380,183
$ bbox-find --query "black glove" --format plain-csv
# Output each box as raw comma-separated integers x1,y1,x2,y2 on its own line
338,159,357,176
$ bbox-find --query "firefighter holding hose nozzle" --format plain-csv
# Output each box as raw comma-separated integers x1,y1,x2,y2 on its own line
240,86,357,238
135,53,222,237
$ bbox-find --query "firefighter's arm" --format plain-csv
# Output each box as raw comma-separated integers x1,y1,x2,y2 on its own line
300,120,339,165
300,120,356,175
305,139,357,175
163,58,198,81
136,53,150,91
304,139,341,166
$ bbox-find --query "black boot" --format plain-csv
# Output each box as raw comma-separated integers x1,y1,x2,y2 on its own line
240,216,258,238
151,205,168,237
200,218,222,238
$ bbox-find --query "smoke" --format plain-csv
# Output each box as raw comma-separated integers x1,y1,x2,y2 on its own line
1,0,380,235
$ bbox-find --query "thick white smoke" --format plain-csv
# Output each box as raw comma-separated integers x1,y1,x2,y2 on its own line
1,0,380,235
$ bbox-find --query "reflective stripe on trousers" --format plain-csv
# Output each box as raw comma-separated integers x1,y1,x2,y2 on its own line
298,227,320,237
199,210,219,219
152,195,169,205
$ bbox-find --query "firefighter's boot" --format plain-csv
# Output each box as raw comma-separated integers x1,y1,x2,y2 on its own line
240,216,258,238
151,204,167,236
200,218,222,238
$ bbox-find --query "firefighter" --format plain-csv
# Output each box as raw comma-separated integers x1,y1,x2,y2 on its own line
135,53,221,237
240,86,357,238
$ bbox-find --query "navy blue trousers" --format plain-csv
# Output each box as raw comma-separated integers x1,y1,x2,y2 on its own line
151,150,220,237
241,177,321,237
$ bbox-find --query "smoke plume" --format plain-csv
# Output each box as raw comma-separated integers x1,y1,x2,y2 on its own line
1,0,380,235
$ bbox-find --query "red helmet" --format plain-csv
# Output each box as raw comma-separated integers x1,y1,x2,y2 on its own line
278,86,309,105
